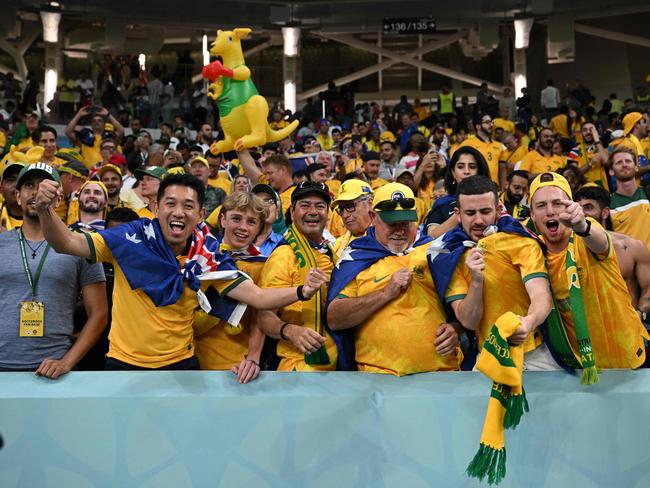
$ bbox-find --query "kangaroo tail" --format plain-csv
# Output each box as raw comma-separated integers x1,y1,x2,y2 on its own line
266,120,299,142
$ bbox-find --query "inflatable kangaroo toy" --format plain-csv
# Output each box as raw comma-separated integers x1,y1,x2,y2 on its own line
203,28,299,154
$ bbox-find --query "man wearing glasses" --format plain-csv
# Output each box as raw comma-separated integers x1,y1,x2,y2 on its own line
330,179,374,256
258,182,338,371
326,183,461,375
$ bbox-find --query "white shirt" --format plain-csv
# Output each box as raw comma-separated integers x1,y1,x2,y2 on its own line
540,86,561,109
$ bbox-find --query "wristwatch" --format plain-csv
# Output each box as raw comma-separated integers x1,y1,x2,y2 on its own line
574,219,591,237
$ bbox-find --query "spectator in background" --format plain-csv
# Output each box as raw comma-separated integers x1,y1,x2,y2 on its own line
188,156,227,216
499,87,516,121
541,79,561,120
75,71,94,107
65,106,125,168
147,66,164,127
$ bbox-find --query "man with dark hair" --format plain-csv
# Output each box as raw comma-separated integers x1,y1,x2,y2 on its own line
361,151,387,190
105,207,139,228
258,181,337,371
568,122,609,187
457,113,507,189
32,125,65,167
575,184,650,320
34,173,328,370
188,156,226,216
0,161,24,231
444,175,555,370
98,164,126,212
65,106,125,168
517,127,565,178
500,169,530,219
0,163,107,377
134,166,168,219
379,140,398,181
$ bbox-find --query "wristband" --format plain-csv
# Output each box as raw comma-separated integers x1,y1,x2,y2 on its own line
574,219,591,237
280,322,290,340
296,285,307,301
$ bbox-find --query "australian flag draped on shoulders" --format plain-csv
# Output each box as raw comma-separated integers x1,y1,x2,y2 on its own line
98,218,247,325
326,226,432,370
426,214,545,370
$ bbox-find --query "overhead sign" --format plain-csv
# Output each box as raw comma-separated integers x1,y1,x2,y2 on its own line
383,17,436,35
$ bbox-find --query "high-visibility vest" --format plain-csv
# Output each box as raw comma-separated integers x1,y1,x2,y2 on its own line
438,92,455,114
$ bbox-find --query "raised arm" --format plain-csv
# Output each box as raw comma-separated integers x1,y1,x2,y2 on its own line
327,268,411,330
236,149,262,183
559,199,608,255
65,106,91,143
35,180,91,258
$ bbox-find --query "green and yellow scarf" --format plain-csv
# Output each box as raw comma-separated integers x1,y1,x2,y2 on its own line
466,312,527,485
284,224,332,365
544,233,598,385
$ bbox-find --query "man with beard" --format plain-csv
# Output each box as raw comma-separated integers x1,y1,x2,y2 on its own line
445,175,555,370
517,127,566,178
0,161,24,231
575,185,650,320
567,122,609,188
361,151,388,190
195,123,214,153
65,106,125,168
608,146,650,250
73,181,108,232
499,169,530,219
529,172,647,370
378,140,398,182
457,113,507,189
258,182,337,371
0,163,107,377
98,164,127,212
327,183,461,375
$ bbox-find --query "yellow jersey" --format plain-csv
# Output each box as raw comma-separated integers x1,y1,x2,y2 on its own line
568,143,608,188
502,145,528,170
457,136,505,186
370,177,388,190
208,172,232,196
339,245,461,375
545,224,647,368
279,185,295,216
259,244,336,371
137,206,156,219
76,134,103,168
610,188,650,250
549,114,570,139
316,134,334,151
328,210,346,239
88,232,246,368
0,203,22,230
446,232,548,353
517,150,566,174
194,258,264,370
417,179,435,209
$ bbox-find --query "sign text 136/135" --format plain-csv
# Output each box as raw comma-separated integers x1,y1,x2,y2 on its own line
382,17,436,35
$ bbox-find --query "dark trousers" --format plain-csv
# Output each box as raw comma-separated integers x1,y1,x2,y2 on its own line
105,356,200,371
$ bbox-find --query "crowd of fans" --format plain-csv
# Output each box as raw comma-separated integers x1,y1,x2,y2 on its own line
0,69,649,384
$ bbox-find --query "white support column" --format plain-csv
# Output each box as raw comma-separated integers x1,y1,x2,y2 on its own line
417,34,422,91
0,27,39,90
40,8,62,114
378,32,382,92
574,23,650,48
282,27,300,113
513,18,533,101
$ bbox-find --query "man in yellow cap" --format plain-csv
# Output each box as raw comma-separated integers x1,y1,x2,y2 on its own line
71,181,109,232
529,171,647,370
188,155,226,216
98,164,127,212
329,179,374,256
327,182,461,375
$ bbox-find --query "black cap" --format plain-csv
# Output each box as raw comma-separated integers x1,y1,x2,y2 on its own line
251,183,279,204
361,151,380,162
291,181,332,205
305,163,326,175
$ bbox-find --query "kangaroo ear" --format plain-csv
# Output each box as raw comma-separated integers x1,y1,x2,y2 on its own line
233,28,251,40
217,30,223,37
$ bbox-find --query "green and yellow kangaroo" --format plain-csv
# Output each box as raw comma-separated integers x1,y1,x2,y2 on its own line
202,28,299,154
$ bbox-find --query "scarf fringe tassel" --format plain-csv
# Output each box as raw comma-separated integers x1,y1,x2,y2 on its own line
580,365,599,385
504,388,529,429
466,443,507,485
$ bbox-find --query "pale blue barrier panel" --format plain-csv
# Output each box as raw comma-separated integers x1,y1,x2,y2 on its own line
1,370,650,487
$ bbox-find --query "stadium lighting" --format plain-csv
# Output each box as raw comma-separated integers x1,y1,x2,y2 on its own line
44,68,57,114
202,34,210,66
514,74,527,101
138,53,146,71
40,10,61,43
282,27,300,57
514,18,534,49
284,80,296,113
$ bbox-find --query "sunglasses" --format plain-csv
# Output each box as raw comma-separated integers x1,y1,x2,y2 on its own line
374,195,416,212
296,181,328,191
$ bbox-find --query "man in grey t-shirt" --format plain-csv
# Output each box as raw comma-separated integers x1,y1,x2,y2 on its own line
0,163,107,377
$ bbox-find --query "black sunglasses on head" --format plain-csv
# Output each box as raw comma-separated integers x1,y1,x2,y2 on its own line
374,195,416,212
297,181,327,191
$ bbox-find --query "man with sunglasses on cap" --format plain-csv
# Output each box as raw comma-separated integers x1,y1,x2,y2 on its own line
529,172,647,371
258,181,338,371
326,183,461,375
329,179,374,256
